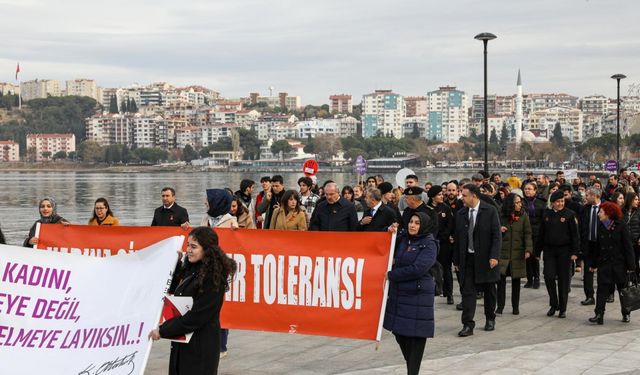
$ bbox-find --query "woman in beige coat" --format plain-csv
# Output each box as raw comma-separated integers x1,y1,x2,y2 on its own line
270,190,308,231
230,196,256,229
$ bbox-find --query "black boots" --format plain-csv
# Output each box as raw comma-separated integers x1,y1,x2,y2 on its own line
589,313,604,325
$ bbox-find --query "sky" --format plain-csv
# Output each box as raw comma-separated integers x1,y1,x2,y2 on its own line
1,0,639,104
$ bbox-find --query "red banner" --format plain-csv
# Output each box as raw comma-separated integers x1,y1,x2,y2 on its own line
36,225,394,340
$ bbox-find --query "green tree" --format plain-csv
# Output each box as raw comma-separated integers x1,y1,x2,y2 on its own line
78,140,104,162
41,151,52,160
237,128,261,160
109,95,119,114
271,140,293,157
499,125,509,148
120,100,127,113
183,144,198,162
133,147,168,163
129,99,138,113
489,129,498,144
411,123,420,139
53,150,67,160
551,122,564,147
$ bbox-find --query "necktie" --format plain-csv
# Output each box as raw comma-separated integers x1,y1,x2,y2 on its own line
371,208,376,217
590,205,597,241
468,208,475,253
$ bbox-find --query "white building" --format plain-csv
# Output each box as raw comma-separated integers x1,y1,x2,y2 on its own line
85,114,172,148
26,133,75,161
20,79,61,101
362,90,405,138
528,106,583,143
426,86,469,142
0,140,20,161
329,94,353,114
0,82,20,95
65,79,99,100
580,95,609,117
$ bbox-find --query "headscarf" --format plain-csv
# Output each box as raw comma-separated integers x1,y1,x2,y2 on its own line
409,212,433,238
38,197,62,224
206,189,232,223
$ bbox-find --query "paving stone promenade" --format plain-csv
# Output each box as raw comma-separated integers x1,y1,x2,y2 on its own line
146,277,640,374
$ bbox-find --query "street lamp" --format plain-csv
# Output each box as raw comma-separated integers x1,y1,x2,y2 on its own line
475,32,497,175
611,73,626,174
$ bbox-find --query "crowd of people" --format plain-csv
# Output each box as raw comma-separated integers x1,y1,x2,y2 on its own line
5,168,640,375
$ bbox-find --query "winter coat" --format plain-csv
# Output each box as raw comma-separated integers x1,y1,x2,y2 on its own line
624,208,640,244
200,214,238,228
591,219,635,285
453,201,502,284
269,208,308,231
159,262,224,375
235,211,256,229
499,211,533,279
88,214,120,226
383,212,437,338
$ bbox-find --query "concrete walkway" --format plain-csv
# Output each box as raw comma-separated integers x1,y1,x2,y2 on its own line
145,277,640,374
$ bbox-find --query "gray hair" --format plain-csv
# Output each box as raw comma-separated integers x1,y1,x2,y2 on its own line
365,187,382,202
586,187,602,198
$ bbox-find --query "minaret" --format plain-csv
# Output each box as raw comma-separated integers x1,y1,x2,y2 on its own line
515,69,523,144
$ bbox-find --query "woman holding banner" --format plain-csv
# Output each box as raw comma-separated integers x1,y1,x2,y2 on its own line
23,197,69,247
88,198,120,226
384,212,438,375
149,227,237,375
270,190,308,231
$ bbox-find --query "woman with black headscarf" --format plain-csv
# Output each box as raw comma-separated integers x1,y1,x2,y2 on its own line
384,212,438,375
200,189,238,229
24,197,69,247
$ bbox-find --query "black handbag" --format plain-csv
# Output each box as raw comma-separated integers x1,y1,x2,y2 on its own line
620,272,640,312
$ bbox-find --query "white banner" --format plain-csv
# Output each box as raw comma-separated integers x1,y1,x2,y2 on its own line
0,236,184,375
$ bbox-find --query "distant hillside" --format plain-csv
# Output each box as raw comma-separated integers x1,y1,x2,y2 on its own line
0,95,99,155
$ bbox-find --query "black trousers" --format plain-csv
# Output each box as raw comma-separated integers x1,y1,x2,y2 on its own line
461,252,497,329
394,334,427,375
525,257,540,282
595,281,629,316
497,274,521,310
583,241,597,299
543,248,571,312
438,244,454,297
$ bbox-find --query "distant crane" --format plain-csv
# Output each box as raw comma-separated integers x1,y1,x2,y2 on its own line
627,83,640,97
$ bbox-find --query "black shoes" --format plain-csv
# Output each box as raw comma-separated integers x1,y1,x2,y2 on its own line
589,313,604,325
456,303,463,311
484,320,495,331
622,314,630,323
513,307,520,315
495,307,503,316
558,311,566,318
581,297,595,306
458,326,474,337
523,280,533,288
476,292,483,299
532,278,540,289
447,295,454,305
607,294,615,303
547,307,557,317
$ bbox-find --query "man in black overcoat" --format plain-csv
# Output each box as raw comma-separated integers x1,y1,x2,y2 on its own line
359,187,399,232
453,183,501,337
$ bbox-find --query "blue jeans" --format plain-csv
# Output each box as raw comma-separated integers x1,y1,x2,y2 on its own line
220,329,229,352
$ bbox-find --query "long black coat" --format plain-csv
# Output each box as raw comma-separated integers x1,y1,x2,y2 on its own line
453,201,502,284
384,216,437,338
159,262,224,375
309,197,358,232
591,219,635,285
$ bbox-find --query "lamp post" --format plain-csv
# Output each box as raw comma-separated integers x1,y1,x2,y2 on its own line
475,32,497,175
611,74,626,174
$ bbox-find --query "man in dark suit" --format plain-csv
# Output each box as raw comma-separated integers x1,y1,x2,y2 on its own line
359,187,398,231
151,187,190,228
578,187,602,306
453,183,501,337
